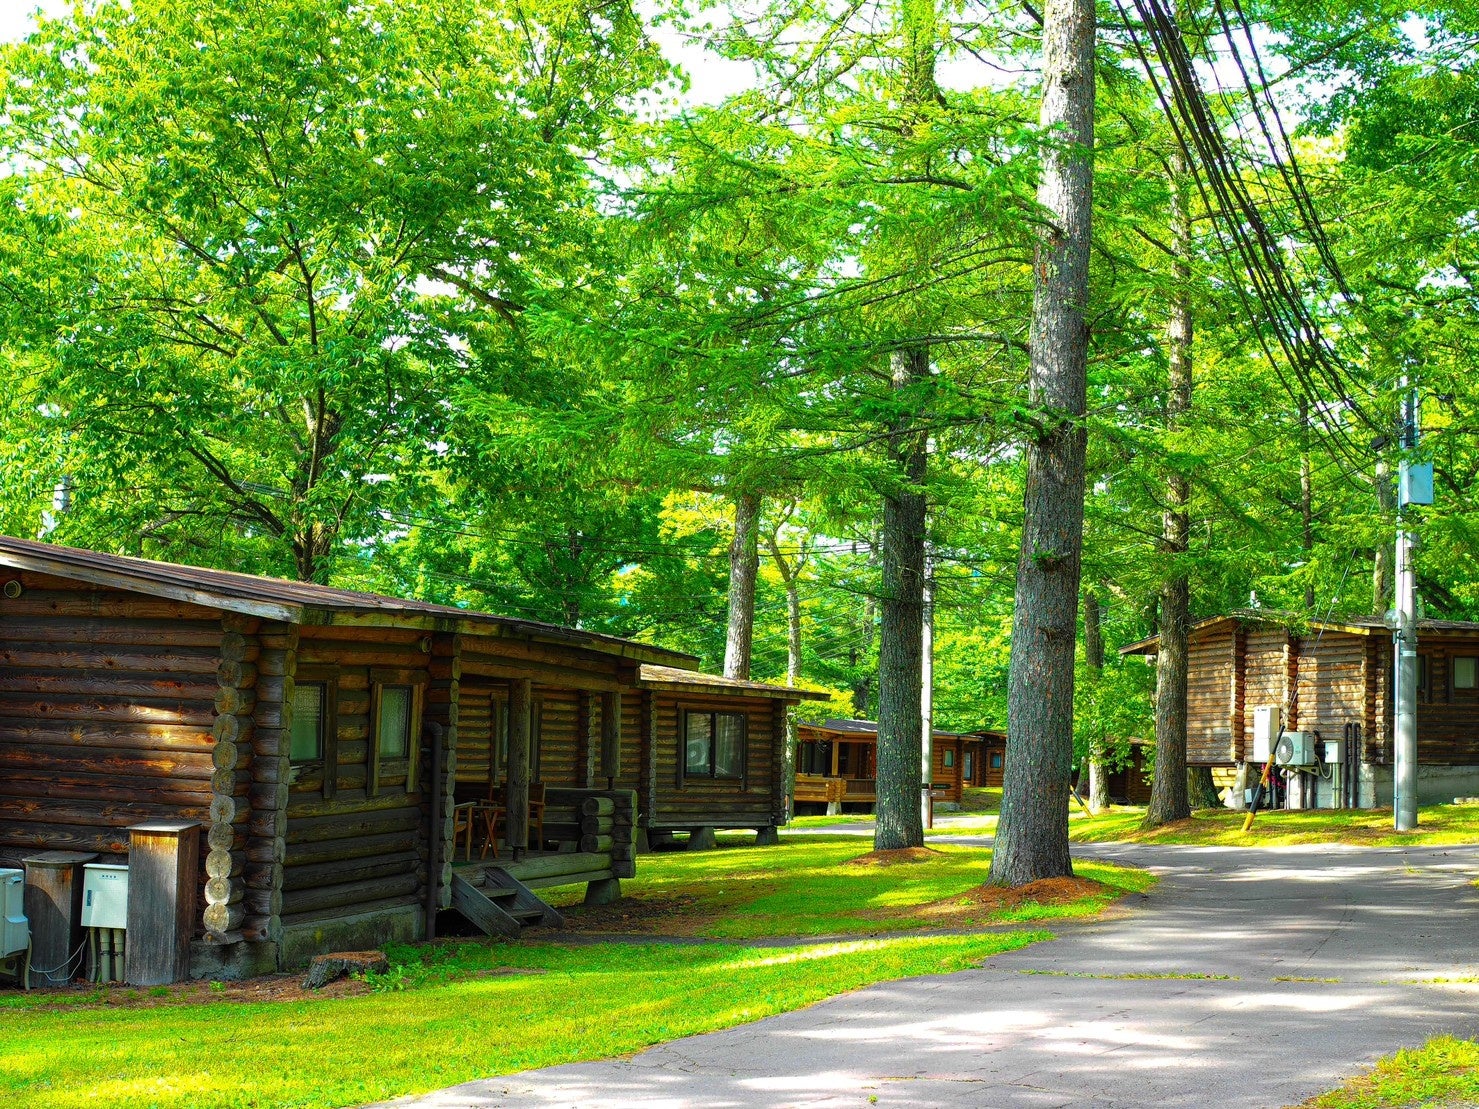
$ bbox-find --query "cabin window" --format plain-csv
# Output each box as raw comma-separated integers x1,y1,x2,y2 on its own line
682,710,746,781
1455,657,1478,691
289,666,339,797
964,752,975,781
290,684,325,762
369,670,426,797
990,752,1003,769
943,749,956,769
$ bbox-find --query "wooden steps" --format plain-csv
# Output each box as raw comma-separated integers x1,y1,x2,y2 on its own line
449,869,564,938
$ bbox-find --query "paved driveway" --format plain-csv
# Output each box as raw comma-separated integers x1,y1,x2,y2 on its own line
387,843,1479,1108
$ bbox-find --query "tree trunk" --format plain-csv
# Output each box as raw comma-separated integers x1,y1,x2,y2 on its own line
1143,151,1194,829
1187,765,1221,809
723,491,760,680
1374,459,1394,615
990,0,1094,886
851,581,876,717
1299,397,1315,611
1083,588,1110,814
875,348,929,851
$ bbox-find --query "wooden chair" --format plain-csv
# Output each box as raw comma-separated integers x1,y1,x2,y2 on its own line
477,801,504,860
452,801,479,861
528,781,546,849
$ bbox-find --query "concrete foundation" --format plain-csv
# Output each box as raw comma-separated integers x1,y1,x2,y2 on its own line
190,939,282,981
583,878,622,906
754,826,779,846
687,827,717,851
280,904,423,969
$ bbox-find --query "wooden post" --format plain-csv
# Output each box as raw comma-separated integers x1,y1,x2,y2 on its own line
601,691,621,787
22,851,96,987
507,678,532,859
638,691,657,836
125,821,201,986
578,692,598,789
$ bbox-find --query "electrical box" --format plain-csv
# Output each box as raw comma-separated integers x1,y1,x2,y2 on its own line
80,864,129,929
1252,706,1281,762
1400,460,1434,507
1275,731,1319,768
1323,739,1344,765
0,868,26,958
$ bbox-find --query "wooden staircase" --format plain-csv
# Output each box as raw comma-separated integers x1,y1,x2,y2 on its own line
450,868,565,938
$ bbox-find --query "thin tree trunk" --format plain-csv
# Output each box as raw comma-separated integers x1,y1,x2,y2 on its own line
875,348,929,851
723,490,760,680
1374,459,1395,614
1084,588,1110,814
1144,150,1194,829
990,0,1095,886
1299,397,1315,611
852,580,877,717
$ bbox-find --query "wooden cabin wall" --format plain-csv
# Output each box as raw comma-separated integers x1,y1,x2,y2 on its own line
279,627,430,929
652,694,777,828
1408,637,1479,765
532,685,580,784
931,742,962,802
1186,626,1238,765
1295,633,1367,744
0,572,228,880
454,686,496,797
1241,628,1291,761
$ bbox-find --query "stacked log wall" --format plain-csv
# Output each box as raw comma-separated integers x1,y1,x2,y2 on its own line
244,621,296,947
1411,634,1479,764
1241,627,1292,761
653,693,776,828
0,572,227,880
204,613,261,942
1185,625,1238,765
1295,633,1367,744
280,627,430,928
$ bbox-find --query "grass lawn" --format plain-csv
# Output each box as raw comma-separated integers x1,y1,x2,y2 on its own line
1,836,1151,1109
551,835,1154,937
1067,803,1479,846
1302,1036,1479,1107
0,932,1042,1109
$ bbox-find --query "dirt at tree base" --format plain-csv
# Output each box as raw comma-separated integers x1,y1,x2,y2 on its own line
847,847,946,866
948,875,1106,909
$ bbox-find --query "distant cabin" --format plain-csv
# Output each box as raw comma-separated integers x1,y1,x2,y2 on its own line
0,537,819,980
793,718,1005,812
1121,611,1479,808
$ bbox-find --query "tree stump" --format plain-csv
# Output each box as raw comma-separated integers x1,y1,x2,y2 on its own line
301,951,388,989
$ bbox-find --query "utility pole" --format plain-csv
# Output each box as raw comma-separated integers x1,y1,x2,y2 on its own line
1393,381,1430,831
920,553,935,830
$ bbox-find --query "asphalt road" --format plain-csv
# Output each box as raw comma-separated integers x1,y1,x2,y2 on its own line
385,842,1479,1108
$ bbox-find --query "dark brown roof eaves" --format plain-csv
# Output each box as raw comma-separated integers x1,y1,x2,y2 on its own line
0,535,695,667
637,665,830,701
1119,609,1479,656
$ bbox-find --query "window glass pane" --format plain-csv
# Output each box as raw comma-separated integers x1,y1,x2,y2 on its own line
1456,657,1478,690
714,713,745,778
379,686,412,758
943,750,955,768
990,753,1003,768
685,712,712,775
290,683,324,761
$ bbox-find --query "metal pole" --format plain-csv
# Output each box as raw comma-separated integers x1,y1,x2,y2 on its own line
1393,383,1420,831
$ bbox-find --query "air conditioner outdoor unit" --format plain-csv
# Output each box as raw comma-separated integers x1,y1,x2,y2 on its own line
0,869,26,958
1275,731,1319,768
1252,706,1281,762
80,864,129,930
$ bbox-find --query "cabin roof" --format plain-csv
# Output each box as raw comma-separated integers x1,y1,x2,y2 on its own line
1119,609,1479,656
797,717,980,741
637,665,831,701
0,535,694,667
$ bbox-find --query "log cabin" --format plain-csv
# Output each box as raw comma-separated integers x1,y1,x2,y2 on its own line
793,719,998,812
0,537,815,980
1120,611,1479,808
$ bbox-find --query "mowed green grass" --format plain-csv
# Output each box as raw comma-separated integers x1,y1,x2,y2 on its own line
1066,804,1479,846
552,835,1154,937
0,933,1041,1109
0,836,1151,1109
1304,1036,1479,1108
